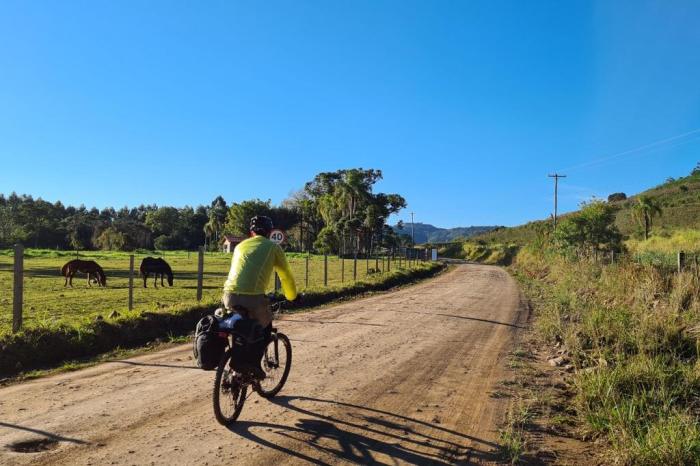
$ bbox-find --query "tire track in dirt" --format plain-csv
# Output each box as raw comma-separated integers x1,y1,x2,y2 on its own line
0,264,525,465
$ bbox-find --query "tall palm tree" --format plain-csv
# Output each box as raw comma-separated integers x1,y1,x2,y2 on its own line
203,214,222,250
633,195,663,240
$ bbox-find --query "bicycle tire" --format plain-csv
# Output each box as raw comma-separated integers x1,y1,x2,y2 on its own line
213,350,247,425
254,332,292,398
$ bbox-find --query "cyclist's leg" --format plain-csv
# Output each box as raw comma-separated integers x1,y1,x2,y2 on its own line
222,294,269,378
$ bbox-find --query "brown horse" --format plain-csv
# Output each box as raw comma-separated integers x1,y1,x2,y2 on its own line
61,259,107,287
139,257,174,288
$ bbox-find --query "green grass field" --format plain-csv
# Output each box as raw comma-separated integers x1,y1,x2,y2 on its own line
0,249,406,334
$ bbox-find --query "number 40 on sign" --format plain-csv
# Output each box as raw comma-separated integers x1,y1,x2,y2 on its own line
269,229,285,244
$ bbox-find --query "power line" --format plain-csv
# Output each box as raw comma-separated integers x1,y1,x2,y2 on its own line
559,127,700,173
548,174,566,230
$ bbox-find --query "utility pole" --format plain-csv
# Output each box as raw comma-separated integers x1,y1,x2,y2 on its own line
548,174,567,230
410,212,415,246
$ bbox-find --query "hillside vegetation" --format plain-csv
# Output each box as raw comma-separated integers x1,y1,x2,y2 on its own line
391,222,497,243
435,241,519,265
515,246,700,465
494,166,700,464
471,168,700,249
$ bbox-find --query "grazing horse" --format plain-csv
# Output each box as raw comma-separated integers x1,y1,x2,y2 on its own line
61,259,107,287
140,257,174,288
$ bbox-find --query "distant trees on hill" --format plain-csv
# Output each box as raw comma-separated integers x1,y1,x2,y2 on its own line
0,168,406,254
0,193,209,251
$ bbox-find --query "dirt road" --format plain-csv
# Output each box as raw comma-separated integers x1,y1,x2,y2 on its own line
0,264,527,465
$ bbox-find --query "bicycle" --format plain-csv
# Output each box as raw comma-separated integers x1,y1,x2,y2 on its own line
212,299,292,426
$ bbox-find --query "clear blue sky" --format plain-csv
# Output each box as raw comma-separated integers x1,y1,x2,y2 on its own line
2,1,700,228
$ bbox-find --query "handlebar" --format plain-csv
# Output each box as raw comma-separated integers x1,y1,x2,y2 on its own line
267,292,304,315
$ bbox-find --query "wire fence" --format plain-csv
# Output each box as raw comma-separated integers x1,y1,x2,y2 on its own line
0,245,433,333
576,249,700,275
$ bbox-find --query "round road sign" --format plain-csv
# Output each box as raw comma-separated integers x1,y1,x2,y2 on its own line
269,229,286,244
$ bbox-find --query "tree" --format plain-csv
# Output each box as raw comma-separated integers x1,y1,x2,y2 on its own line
282,190,322,252
692,162,700,176
302,168,405,255
555,200,623,254
66,217,93,250
204,196,228,248
94,227,126,251
145,207,180,237
313,226,339,254
632,195,663,240
224,199,272,236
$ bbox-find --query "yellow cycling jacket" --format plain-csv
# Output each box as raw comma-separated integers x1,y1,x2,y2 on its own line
223,235,297,301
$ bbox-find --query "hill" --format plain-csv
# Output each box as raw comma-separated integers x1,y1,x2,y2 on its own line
473,167,700,245
391,223,497,243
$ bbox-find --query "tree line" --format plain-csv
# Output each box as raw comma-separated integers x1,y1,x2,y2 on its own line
0,168,411,254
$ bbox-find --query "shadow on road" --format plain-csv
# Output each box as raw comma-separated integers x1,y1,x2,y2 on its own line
0,421,90,445
280,319,388,328
106,360,198,370
374,308,524,329
227,394,503,465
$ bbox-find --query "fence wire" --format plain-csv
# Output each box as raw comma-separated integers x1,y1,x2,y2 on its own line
0,248,430,333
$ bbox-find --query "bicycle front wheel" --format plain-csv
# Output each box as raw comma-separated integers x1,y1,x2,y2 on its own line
213,350,247,425
254,332,292,398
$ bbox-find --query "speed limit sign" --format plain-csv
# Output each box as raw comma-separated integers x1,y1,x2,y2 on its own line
269,229,286,244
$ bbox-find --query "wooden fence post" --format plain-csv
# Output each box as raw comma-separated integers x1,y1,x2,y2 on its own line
353,255,357,281
375,256,379,272
324,254,328,286
305,254,309,288
678,251,686,273
196,246,204,301
387,255,391,272
341,256,345,283
12,244,24,333
128,254,134,311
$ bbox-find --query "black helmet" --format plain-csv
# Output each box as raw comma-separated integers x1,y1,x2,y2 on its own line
250,215,273,236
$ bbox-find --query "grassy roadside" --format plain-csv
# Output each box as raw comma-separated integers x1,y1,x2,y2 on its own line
511,247,700,465
0,262,446,380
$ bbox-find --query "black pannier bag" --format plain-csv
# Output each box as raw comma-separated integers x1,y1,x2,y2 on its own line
193,315,227,370
229,318,267,372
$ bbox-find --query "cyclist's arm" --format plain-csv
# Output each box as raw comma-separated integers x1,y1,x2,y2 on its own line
274,246,297,301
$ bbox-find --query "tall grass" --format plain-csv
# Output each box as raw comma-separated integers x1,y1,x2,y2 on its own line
627,229,700,255
515,247,700,465
438,241,519,265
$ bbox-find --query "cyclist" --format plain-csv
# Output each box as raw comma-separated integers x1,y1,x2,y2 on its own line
222,215,297,378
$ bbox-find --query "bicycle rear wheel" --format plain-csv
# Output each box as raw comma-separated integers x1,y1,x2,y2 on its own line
213,350,247,425
254,332,292,398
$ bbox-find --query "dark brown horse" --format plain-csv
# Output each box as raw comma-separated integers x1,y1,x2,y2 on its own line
61,259,107,287
139,257,174,288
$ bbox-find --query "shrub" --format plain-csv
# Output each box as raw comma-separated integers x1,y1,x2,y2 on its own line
607,192,627,202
